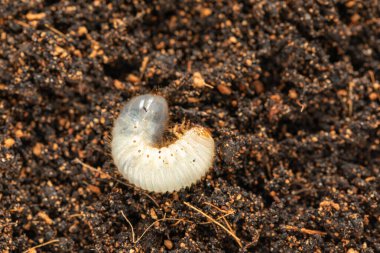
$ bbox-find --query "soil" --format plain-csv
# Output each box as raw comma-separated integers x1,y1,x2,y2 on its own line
1,0,379,252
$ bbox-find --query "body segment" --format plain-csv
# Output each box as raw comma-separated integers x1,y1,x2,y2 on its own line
111,94,215,193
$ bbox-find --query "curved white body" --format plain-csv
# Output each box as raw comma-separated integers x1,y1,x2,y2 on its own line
111,95,215,193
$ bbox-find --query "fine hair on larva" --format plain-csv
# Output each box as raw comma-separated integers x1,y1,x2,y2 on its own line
111,94,215,193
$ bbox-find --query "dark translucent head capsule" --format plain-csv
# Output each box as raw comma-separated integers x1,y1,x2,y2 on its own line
118,94,169,144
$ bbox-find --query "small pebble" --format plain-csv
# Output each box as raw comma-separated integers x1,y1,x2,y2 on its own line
164,240,173,250
4,138,15,148
217,83,232,95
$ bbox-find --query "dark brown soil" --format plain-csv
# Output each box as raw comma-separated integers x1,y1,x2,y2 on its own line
1,0,379,252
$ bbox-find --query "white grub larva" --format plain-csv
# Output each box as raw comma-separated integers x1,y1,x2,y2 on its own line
111,94,215,193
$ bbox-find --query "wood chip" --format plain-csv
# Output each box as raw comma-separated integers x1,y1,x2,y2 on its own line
77,26,88,36
187,97,200,103
127,74,140,84
15,129,24,138
150,208,158,220
87,184,101,194
245,59,253,66
369,92,378,101
319,200,340,211
253,80,264,94
113,79,125,90
288,89,298,99
0,83,7,90
37,211,53,225
199,8,212,18
217,83,232,95
351,13,360,24
192,72,206,88
26,12,46,21
140,56,149,75
4,138,15,148
345,1,356,8
284,225,327,236
164,240,173,249
337,89,348,97
229,36,238,44
33,143,44,156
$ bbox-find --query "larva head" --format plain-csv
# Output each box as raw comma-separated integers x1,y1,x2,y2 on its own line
117,94,169,144
112,94,215,193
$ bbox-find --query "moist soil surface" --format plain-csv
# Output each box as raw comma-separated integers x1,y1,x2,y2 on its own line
1,0,379,252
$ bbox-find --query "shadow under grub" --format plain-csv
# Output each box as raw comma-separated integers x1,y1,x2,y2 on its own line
258,56,283,91
335,2,351,25
272,112,336,142
44,0,60,7
103,58,140,80
234,164,275,209
326,46,343,64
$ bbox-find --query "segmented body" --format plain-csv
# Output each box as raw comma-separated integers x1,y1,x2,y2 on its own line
111,94,215,193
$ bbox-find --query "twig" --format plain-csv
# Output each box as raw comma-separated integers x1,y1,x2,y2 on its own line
284,225,327,236
23,239,60,253
44,24,67,39
121,210,136,242
73,158,111,178
13,20,31,28
203,201,234,214
68,213,84,219
139,56,149,79
296,100,306,112
120,210,186,244
368,70,376,84
199,212,234,225
221,215,234,233
183,202,242,247
202,202,235,231
73,158,159,207
347,81,354,117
